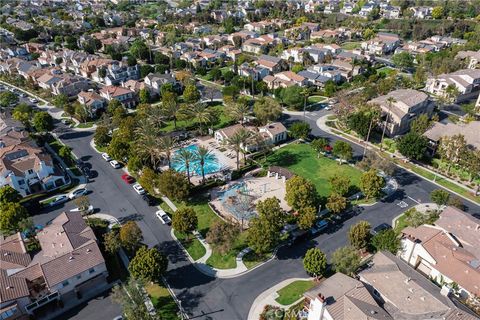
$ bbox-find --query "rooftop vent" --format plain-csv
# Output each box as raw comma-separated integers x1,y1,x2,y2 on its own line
68,256,74,261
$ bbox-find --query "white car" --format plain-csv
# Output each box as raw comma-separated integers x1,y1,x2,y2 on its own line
155,210,171,224
101,153,112,161
132,183,145,195
70,205,94,215
46,195,69,207
109,160,121,168
68,188,88,199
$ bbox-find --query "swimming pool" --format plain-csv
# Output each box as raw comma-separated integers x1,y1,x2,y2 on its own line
172,144,221,176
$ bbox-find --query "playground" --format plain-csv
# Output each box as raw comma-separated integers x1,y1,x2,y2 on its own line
210,174,291,226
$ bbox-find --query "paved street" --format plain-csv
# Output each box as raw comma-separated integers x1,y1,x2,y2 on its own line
30,105,480,320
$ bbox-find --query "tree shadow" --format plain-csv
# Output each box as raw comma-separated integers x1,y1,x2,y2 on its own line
166,264,215,289
59,130,93,140
175,289,205,316
156,240,188,265
117,213,143,224
266,150,299,167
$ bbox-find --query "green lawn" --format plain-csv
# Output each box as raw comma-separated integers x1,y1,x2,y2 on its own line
174,230,206,261
275,280,315,306
242,251,272,269
48,139,82,176
265,144,363,197
394,213,408,232
145,283,180,320
206,232,249,269
377,66,396,76
76,121,95,128
341,41,361,50
160,105,233,133
307,96,328,104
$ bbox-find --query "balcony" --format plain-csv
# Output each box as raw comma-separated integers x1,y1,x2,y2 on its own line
25,291,59,314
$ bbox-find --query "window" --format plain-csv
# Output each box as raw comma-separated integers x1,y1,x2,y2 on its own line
61,280,69,287
76,275,82,280
27,169,34,175
88,268,95,274
373,289,380,298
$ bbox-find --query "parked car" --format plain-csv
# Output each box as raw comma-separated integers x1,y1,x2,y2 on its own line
310,220,329,236
70,205,94,215
75,159,86,168
155,210,171,224
109,160,121,168
47,195,69,207
68,188,88,199
372,223,392,235
121,173,135,184
82,166,93,179
101,153,112,161
142,194,156,206
29,97,38,103
132,183,145,195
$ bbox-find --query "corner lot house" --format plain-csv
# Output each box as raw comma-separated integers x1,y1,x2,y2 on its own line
425,69,480,103
358,251,477,320
361,32,400,55
369,89,433,136
303,272,391,320
0,212,109,319
99,85,137,108
400,206,480,298
424,120,480,155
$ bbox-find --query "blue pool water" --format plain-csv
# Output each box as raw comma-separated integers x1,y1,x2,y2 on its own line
172,145,221,176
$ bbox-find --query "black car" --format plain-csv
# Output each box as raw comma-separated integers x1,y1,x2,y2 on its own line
142,194,156,206
372,223,392,235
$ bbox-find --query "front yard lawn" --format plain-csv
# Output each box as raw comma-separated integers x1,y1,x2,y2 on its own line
265,143,363,198
145,283,180,320
173,230,206,261
242,251,272,269
307,96,327,104
275,280,315,306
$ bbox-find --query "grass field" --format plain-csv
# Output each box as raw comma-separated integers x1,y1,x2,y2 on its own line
76,121,95,128
145,283,180,320
242,251,272,269
173,230,206,261
307,95,328,104
377,66,396,76
275,280,315,306
341,41,362,50
265,143,363,197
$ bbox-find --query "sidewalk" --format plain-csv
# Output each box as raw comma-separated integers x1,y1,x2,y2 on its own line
247,277,312,320
315,114,479,205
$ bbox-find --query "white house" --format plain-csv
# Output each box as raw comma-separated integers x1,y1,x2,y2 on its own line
425,69,480,103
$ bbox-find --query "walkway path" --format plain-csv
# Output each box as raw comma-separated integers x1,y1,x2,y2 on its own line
247,277,313,320
315,114,479,204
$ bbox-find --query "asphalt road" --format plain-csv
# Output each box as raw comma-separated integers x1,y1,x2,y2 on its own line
32,107,480,320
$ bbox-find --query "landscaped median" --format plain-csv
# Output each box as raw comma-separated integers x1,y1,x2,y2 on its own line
274,280,316,306
145,283,180,320
160,195,274,276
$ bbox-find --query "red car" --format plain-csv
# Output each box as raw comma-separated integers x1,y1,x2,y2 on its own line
121,173,135,184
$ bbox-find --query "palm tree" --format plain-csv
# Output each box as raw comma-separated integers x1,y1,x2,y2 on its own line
182,103,214,135
194,146,215,184
145,104,166,130
136,133,160,168
158,135,175,168
161,92,181,129
174,148,195,183
226,101,250,125
226,128,252,169
380,97,396,151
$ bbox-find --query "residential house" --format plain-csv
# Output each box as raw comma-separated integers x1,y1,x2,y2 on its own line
425,69,480,103
369,89,433,136
99,85,137,108
301,64,344,84
98,60,140,86
0,212,108,319
217,45,242,61
424,121,480,155
358,251,477,320
410,6,433,19
0,132,66,196
228,30,258,46
254,55,287,74
303,272,391,320
359,2,377,17
323,2,339,14
361,32,400,55
79,58,115,79
381,4,401,19
214,123,287,151
258,122,287,145
455,50,480,69
284,26,311,41
122,79,147,94
238,63,270,81
144,72,178,94
78,91,106,116
400,206,480,299
263,71,307,89
341,2,354,14
281,47,304,64
310,29,347,41
241,35,278,55
214,124,245,143
36,70,90,97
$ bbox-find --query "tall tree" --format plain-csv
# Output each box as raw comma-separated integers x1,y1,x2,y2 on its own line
348,221,371,250
380,97,396,151
285,176,318,211
112,279,151,320
303,248,327,277
172,207,198,237
438,134,467,172
360,169,385,199
182,103,214,135
371,229,401,254
119,221,143,253
0,202,28,235
0,186,21,204
331,246,361,276
253,97,282,124
161,91,180,128
194,146,215,184
158,135,175,168
129,247,168,282
329,175,351,196
226,100,250,125
174,148,195,183
225,127,252,169
157,169,190,201
333,141,353,164
397,132,428,160
326,193,347,215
